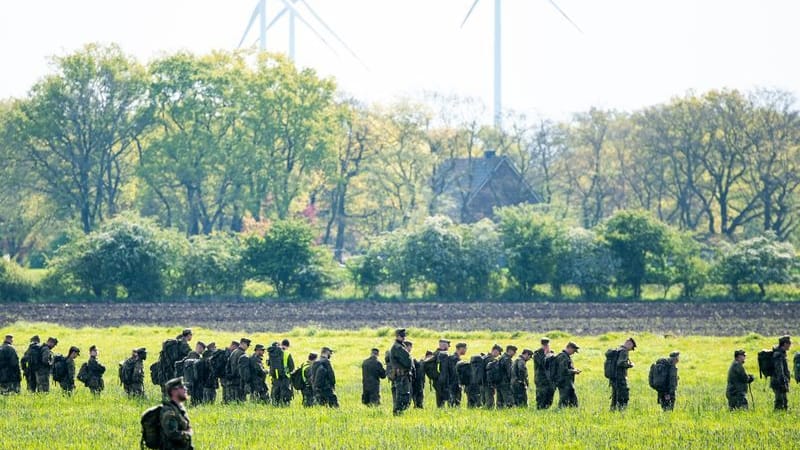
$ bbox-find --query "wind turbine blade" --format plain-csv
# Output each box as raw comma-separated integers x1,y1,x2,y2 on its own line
460,0,481,28
265,7,289,33
238,4,261,48
296,0,368,69
547,0,583,34
277,0,340,56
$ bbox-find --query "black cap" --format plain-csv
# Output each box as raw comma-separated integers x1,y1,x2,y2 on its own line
321,346,334,354
4,334,12,339
522,348,534,356
669,351,680,358
281,339,290,347
506,345,518,352
30,335,40,343
734,349,746,358
395,328,407,337
308,352,318,360
404,340,413,347
197,341,206,349
254,344,265,351
240,338,251,345
371,348,380,354
779,335,791,346
181,328,192,336
567,342,580,352
491,344,502,353
89,345,97,352
48,337,58,345
69,346,80,355
628,337,637,349
456,342,467,349
230,340,239,347
136,347,147,354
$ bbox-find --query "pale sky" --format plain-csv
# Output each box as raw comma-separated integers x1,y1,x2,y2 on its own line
0,0,797,122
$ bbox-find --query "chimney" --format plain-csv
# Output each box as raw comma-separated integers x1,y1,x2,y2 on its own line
484,150,496,159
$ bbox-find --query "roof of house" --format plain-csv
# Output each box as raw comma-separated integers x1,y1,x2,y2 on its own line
434,153,541,205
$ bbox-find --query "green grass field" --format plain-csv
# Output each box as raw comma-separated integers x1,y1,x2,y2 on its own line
1,323,799,449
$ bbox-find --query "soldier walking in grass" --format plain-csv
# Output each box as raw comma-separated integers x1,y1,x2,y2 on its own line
132,348,147,397
299,353,317,407
609,337,637,411
35,337,58,393
448,342,467,407
555,342,581,408
226,338,250,403
160,377,194,450
312,347,338,408
430,339,451,408
59,346,80,394
247,344,269,403
268,339,294,406
726,349,754,411
533,338,555,409
389,329,412,415
656,351,680,411
220,341,238,404
0,335,21,394
361,348,386,406
496,345,517,409
511,348,532,407
771,335,791,411
176,329,193,362
410,345,428,409
199,343,220,404
79,345,105,395
482,344,502,409
20,335,40,393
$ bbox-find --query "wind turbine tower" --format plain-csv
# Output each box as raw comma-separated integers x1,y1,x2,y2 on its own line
461,0,582,129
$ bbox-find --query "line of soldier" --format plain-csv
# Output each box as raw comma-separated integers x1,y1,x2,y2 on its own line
0,334,106,395
0,330,794,413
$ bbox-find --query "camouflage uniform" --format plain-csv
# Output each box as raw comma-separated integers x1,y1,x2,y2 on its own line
447,353,463,407
299,361,315,407
130,358,145,397
511,357,529,407
20,342,39,392
0,341,21,394
200,349,219,404
726,360,752,410
482,354,497,409
771,346,790,410
610,346,633,411
226,347,246,402
311,356,338,408
389,341,412,414
361,354,386,406
84,356,106,394
554,351,578,408
160,400,193,450
532,348,555,409
248,353,269,403
220,348,233,404
496,352,514,409
657,361,679,411
177,338,192,362
432,350,450,408
35,344,53,393
465,356,484,408
60,357,76,394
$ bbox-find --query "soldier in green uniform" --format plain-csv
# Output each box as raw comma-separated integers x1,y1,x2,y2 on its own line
496,345,517,408
226,338,250,403
177,329,193,361
657,351,680,411
389,329,412,415
83,345,106,395
160,377,194,450
771,335,791,410
199,343,219,404
60,346,80,394
482,344,502,409
299,353,317,407
132,348,147,397
0,335,21,394
361,348,386,406
610,337,637,411
269,339,295,406
186,342,205,360
511,348,532,407
248,344,268,403
20,335,40,393
311,347,338,408
533,338,555,409
220,341,238,404
431,339,451,408
726,349,754,410
448,342,467,407
554,342,581,408
35,337,58,393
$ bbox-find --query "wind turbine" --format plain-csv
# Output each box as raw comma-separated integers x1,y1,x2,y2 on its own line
238,0,364,66
461,0,583,129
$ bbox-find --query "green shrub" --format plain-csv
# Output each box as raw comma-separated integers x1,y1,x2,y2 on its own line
553,227,616,299
0,259,36,302
714,233,797,299
183,233,244,297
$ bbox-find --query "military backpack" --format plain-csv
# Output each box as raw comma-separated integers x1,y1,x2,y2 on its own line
423,354,440,382
470,355,485,386
140,405,163,449
757,350,775,378
544,353,559,384
485,359,502,385
119,359,135,386
456,360,471,386
52,354,68,383
23,343,43,372
648,358,670,391
77,362,90,385
290,366,306,390
149,362,162,386
604,348,621,380
182,359,199,386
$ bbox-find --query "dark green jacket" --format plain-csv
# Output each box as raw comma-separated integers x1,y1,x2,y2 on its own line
512,357,528,387
666,362,679,394
532,348,554,386
312,357,335,390
177,339,191,362
771,347,790,390
554,351,575,388
361,355,386,391
726,360,750,398
248,354,267,391
615,346,633,379
86,356,105,390
0,343,20,383
227,348,245,381
498,353,513,385
160,400,193,450
389,341,412,371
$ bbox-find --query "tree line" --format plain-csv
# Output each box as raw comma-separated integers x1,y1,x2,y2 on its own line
1,44,799,301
